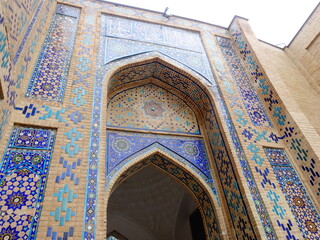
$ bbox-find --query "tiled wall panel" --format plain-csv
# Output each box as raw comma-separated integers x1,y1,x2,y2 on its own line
25,4,80,102
0,127,56,239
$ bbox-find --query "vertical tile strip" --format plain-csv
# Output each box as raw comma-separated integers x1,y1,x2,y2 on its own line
265,148,320,239
25,4,80,102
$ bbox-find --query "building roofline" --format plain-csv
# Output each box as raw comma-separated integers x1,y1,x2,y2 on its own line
228,15,249,29
288,2,320,47
258,39,283,49
92,0,229,30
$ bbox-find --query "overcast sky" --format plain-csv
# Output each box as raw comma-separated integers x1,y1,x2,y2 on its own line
106,0,319,47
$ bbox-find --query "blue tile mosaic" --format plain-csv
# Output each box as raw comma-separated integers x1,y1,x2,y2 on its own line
102,15,203,52
85,51,260,239
73,70,90,87
39,105,68,122
107,130,213,181
15,0,54,89
101,15,214,82
265,148,320,239
107,83,201,134
61,127,83,157
0,127,56,239
12,0,44,65
276,220,299,240
46,227,74,240
14,104,40,118
55,157,81,185
208,38,276,238
50,184,78,226
216,36,272,127
81,12,275,239
25,4,80,102
9,128,52,149
103,37,213,82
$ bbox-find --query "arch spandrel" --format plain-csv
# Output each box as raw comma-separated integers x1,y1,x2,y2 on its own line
105,138,216,192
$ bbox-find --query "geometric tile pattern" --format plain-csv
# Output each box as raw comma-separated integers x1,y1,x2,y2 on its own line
14,0,55,90
68,110,86,125
46,227,75,240
276,220,299,240
55,157,81,185
70,87,88,107
217,36,272,127
230,23,320,196
106,131,212,181
0,127,55,239
49,184,78,226
38,105,68,123
80,44,263,238
9,128,52,150
102,15,214,82
265,148,320,239
0,22,10,69
91,56,259,239
111,153,221,240
14,104,69,123
38,12,94,238
208,40,276,238
14,104,40,118
108,61,212,111
107,84,200,134
3,0,41,61
61,127,83,157
25,4,80,102
0,6,14,139
266,190,286,220
12,0,44,65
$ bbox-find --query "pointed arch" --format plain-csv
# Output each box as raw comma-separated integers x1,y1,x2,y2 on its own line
102,51,216,121
105,147,225,240
99,51,262,239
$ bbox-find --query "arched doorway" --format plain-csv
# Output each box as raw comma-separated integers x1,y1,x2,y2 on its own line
107,164,205,240
106,153,219,239
100,54,259,240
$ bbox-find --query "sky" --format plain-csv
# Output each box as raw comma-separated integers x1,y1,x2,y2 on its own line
105,0,319,47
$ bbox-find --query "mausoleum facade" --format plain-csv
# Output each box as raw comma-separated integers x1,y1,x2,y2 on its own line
0,1,320,239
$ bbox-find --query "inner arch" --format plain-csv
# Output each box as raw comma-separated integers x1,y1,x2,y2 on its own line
106,153,220,239
107,165,205,240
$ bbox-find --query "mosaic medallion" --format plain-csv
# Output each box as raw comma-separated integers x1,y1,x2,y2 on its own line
7,193,27,210
0,229,19,240
31,155,43,164
112,137,130,152
183,142,199,156
142,99,166,119
12,154,23,163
